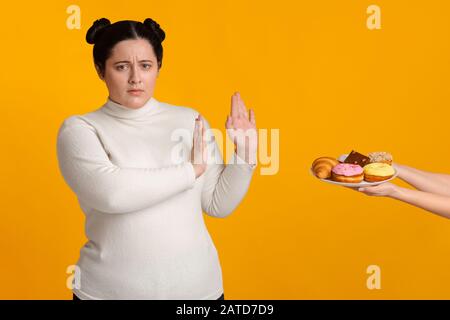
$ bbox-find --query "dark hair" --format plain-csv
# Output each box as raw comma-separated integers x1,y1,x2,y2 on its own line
86,18,165,77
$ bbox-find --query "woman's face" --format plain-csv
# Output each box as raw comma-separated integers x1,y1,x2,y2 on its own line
99,38,159,109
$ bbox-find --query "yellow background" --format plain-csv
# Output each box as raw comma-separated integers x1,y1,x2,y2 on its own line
1,0,449,299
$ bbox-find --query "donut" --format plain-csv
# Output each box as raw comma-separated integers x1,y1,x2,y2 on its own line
311,157,340,179
368,152,393,165
331,163,364,183
363,163,395,182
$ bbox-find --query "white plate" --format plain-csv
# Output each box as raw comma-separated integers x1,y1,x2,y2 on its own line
310,168,398,187
311,154,398,187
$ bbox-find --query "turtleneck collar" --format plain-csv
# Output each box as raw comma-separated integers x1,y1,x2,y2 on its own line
101,96,161,120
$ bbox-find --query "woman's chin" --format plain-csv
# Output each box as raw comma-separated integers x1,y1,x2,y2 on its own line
123,95,148,109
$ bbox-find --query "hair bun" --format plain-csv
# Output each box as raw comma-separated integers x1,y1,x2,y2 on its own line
86,18,111,44
143,18,165,43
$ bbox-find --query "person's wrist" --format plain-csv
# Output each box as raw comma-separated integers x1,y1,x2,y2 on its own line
393,163,404,178
388,184,402,199
235,146,257,166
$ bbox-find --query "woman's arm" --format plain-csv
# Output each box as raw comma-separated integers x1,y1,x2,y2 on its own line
200,93,257,218
56,117,196,214
201,149,256,218
359,183,450,219
395,163,450,197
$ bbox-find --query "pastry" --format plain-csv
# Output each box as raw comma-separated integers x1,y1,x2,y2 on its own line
344,150,371,167
312,157,340,179
368,152,393,165
331,163,364,183
363,163,395,182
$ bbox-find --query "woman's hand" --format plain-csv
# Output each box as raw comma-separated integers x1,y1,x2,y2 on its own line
190,114,207,178
358,182,400,197
226,92,257,165
358,181,450,219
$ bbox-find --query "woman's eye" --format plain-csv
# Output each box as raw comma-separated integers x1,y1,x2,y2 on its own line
142,64,151,69
116,65,128,71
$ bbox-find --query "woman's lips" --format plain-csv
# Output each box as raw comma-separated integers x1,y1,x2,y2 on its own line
127,89,144,95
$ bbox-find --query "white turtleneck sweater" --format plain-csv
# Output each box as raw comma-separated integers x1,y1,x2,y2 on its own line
56,96,256,300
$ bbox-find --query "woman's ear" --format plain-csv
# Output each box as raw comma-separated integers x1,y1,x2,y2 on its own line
95,65,104,81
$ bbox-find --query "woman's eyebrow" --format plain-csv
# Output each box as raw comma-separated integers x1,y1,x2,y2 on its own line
113,60,154,65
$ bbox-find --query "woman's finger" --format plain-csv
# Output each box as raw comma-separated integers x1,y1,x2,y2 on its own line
237,92,248,118
231,93,239,118
194,116,199,139
249,109,256,125
192,117,199,164
197,117,203,146
200,115,205,134
201,117,206,148
202,124,208,163
358,186,378,193
225,115,233,129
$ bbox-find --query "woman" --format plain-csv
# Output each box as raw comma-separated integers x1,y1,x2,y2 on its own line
57,18,257,300
358,164,450,219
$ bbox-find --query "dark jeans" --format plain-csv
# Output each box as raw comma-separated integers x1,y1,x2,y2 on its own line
73,293,225,300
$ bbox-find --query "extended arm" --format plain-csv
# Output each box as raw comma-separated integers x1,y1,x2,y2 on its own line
395,164,450,197
359,182,450,220
390,185,450,219
200,92,257,218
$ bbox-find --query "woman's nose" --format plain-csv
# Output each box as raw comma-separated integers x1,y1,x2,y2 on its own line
128,66,142,84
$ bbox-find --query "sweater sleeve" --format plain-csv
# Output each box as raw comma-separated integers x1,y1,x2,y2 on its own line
56,117,196,214
200,117,256,218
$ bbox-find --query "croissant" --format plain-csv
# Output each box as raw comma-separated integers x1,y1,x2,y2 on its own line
312,157,340,179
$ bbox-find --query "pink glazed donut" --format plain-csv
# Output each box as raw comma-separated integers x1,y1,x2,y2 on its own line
331,163,364,183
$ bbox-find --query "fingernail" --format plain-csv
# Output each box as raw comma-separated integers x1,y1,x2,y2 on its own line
358,188,364,192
